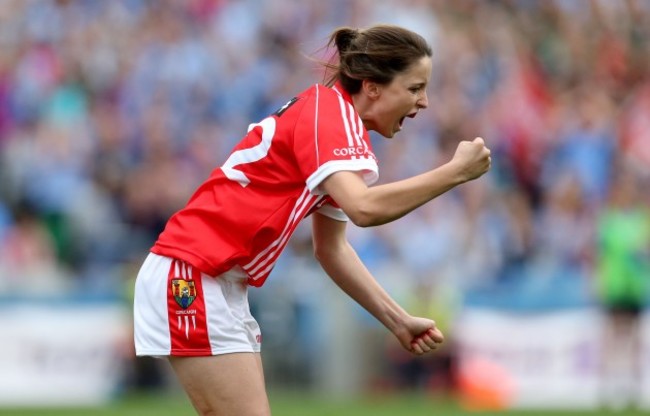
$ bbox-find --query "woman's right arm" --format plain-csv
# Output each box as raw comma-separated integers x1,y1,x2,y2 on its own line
321,137,491,227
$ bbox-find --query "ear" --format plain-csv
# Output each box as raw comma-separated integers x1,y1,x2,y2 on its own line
361,79,381,100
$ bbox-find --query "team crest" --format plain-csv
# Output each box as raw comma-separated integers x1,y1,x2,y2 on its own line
171,279,197,309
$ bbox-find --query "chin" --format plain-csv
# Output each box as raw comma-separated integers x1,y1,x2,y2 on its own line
377,125,398,138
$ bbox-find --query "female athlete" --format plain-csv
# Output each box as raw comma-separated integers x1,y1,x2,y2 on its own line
133,24,491,415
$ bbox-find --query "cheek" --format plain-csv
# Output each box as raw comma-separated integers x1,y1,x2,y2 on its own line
377,92,410,120
385,97,408,114
395,93,414,110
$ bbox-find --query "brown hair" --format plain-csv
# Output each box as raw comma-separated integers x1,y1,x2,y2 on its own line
323,24,432,94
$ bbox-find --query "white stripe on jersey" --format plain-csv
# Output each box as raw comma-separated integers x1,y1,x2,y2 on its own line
246,194,322,281
243,186,311,271
345,102,363,146
346,101,364,148
334,89,356,149
250,194,322,280
333,87,370,161
247,191,320,277
314,85,321,166
243,187,321,279
347,102,356,145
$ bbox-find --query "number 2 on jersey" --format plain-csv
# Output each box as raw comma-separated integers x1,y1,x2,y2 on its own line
221,117,276,187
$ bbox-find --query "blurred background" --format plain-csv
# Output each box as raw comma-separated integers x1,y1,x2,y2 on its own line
1,0,649,413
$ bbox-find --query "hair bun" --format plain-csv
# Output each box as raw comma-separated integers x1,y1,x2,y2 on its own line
334,27,359,54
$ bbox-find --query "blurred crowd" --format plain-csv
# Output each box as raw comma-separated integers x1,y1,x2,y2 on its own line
0,0,649,368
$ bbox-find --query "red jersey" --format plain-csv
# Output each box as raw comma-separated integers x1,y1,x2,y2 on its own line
151,83,378,286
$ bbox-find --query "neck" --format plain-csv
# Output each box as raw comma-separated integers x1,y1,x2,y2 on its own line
351,93,376,132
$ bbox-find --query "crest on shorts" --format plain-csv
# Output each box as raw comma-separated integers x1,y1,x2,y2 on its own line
171,279,196,309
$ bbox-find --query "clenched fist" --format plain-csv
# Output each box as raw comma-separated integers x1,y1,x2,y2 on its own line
393,315,445,356
450,137,492,183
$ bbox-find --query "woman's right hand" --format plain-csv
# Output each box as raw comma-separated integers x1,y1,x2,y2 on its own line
449,137,492,183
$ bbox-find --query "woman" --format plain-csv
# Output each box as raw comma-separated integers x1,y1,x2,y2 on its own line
134,24,491,415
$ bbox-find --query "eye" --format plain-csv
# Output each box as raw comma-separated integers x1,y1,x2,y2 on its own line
409,85,425,94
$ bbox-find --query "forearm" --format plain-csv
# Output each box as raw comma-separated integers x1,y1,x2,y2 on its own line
316,239,408,334
312,213,443,354
323,161,464,227
322,137,491,228
359,161,464,225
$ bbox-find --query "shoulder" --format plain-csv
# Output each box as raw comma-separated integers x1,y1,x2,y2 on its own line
274,85,343,122
298,84,342,105
272,85,324,115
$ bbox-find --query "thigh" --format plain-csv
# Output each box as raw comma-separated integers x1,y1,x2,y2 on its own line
169,352,270,416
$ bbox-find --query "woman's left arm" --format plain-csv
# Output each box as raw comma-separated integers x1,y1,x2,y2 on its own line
311,211,443,354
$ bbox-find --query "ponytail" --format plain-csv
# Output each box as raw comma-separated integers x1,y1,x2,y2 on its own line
330,27,359,55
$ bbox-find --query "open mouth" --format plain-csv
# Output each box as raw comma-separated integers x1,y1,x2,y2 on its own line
398,112,417,128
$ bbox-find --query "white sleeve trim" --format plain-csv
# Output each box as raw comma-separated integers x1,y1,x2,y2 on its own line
307,159,379,195
316,204,349,222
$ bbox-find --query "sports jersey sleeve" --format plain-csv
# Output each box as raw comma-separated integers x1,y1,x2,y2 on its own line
294,85,378,195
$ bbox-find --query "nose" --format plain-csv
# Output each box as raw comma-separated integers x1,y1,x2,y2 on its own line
417,90,428,109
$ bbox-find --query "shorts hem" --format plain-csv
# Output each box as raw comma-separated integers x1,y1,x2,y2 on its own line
136,347,261,357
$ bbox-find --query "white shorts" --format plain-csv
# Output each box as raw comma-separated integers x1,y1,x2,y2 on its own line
133,253,262,357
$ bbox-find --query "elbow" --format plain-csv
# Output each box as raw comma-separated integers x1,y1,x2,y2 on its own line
342,199,380,227
347,208,385,228
313,246,324,263
313,242,339,265
313,234,350,264
349,215,376,228
313,239,334,263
